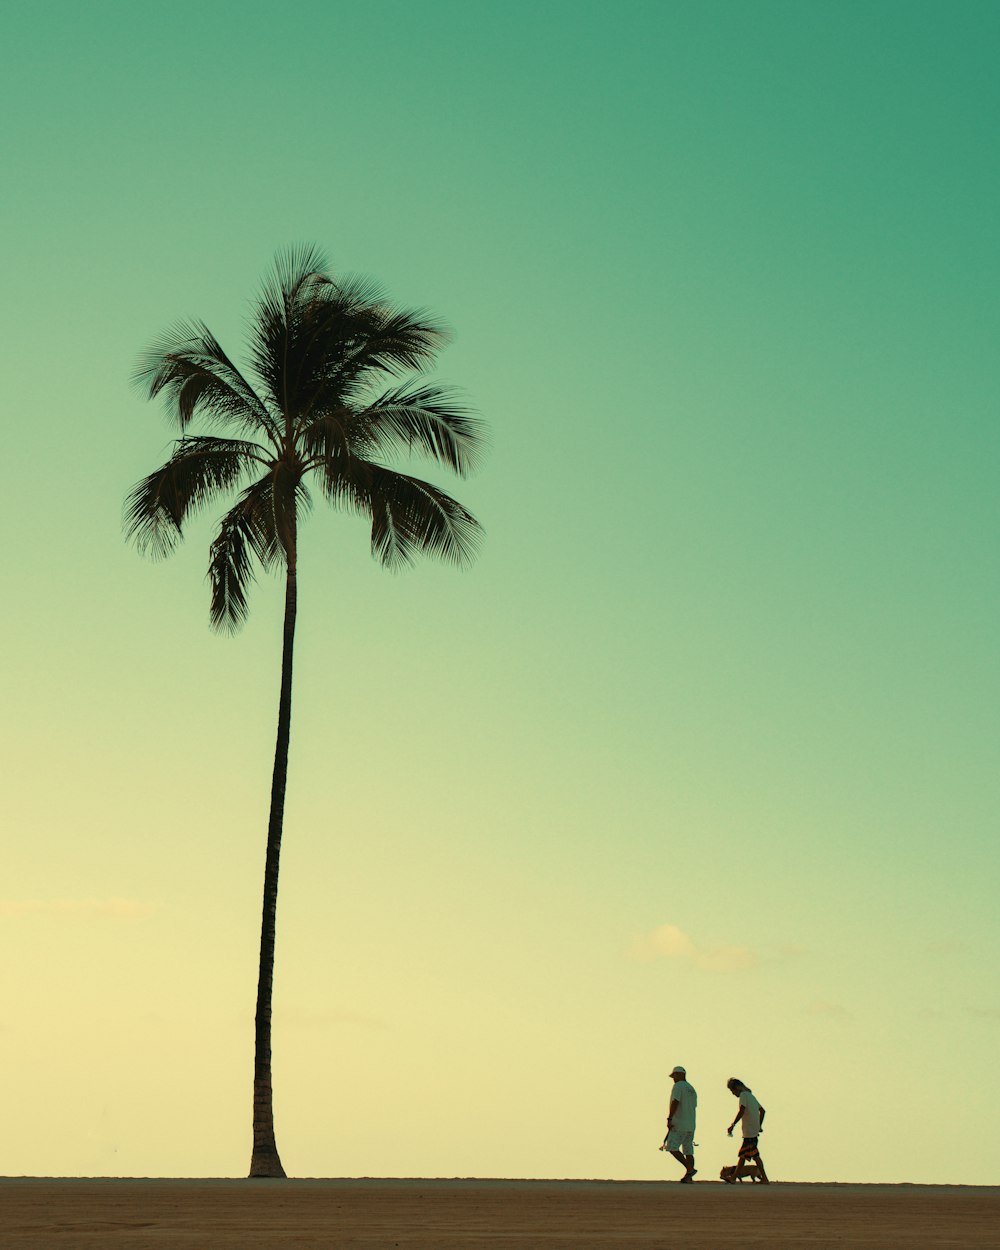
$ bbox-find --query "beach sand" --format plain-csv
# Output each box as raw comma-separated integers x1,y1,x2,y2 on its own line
2,1177,997,1248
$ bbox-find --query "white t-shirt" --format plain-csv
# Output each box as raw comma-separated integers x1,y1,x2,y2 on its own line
670,1079,697,1132
739,1089,762,1136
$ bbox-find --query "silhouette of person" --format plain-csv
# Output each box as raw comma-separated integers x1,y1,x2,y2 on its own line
724,1077,769,1182
660,1064,698,1182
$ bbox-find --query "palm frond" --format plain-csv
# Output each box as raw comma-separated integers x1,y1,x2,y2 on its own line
297,406,354,465
306,271,395,323
348,301,450,375
134,321,280,443
299,293,450,401
288,301,450,435
208,503,256,634
318,459,483,570
272,243,330,299
247,249,450,428
351,383,488,477
207,470,299,632
247,248,333,417
123,436,267,558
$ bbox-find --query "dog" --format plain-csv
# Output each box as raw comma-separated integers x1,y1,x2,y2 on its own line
720,1163,764,1183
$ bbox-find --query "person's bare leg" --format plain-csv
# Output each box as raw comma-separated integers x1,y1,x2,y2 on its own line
669,1149,696,1180
735,1150,766,1182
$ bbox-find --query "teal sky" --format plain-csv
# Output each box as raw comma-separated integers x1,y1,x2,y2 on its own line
2,1,998,1183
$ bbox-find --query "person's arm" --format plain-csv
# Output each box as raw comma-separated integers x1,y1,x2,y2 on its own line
727,1105,745,1136
660,1097,680,1146
758,1105,766,1129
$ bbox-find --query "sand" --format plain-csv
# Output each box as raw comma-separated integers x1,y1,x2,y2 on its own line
2,1177,997,1248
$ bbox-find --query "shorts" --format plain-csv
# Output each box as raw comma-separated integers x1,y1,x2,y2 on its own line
738,1137,759,1159
665,1129,694,1154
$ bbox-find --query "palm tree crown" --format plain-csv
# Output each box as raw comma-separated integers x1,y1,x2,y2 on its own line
126,244,485,626
126,247,486,1177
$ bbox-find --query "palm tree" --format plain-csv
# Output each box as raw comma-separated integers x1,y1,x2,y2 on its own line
125,246,486,1177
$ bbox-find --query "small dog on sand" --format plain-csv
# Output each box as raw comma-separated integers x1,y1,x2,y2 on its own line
720,1164,763,1183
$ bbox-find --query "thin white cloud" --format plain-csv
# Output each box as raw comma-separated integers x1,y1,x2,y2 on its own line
628,923,756,973
629,923,695,961
0,898,153,920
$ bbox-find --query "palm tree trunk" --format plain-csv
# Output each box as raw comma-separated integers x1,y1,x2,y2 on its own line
249,550,297,1179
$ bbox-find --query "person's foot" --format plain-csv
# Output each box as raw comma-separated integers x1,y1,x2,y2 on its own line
679,1173,694,1183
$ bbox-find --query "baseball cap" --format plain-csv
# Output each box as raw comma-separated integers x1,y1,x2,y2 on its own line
670,1065,686,1075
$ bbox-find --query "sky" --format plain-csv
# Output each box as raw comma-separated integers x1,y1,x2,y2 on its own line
1,0,998,1185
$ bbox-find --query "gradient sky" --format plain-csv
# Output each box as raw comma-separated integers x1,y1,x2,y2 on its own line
2,0,998,1184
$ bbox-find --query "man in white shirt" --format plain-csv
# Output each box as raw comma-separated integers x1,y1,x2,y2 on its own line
660,1064,698,1182
724,1077,769,1182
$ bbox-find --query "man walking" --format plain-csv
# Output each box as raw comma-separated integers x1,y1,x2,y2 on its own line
660,1064,697,1182
724,1077,769,1182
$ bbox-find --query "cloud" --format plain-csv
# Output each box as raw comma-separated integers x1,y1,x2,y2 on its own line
629,924,695,961
0,898,153,920
628,923,756,973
